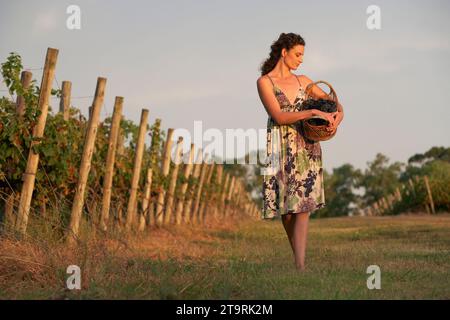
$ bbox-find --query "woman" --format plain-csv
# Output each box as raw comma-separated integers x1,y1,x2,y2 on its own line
256,33,344,271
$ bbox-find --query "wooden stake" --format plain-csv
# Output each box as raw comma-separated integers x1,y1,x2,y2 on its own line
182,148,203,224
164,136,184,224
125,109,149,230
373,202,379,216
155,128,174,226
175,143,195,225
16,48,58,234
99,96,123,231
423,176,435,214
67,77,106,243
16,70,33,116
230,180,239,216
212,164,223,220
139,168,153,231
200,162,215,224
192,154,209,224
59,81,72,120
225,176,235,217
395,187,402,201
235,181,243,216
6,71,31,226
116,115,125,157
220,173,230,217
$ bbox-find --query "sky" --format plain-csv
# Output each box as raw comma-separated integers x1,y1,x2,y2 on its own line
1,0,449,173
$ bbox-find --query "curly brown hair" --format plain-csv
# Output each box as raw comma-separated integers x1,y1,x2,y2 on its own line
259,33,306,76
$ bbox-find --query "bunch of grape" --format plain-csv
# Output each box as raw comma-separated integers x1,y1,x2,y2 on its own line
301,98,337,126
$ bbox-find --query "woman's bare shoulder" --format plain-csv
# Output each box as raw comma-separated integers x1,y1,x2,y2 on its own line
256,75,272,91
296,74,314,89
257,74,270,84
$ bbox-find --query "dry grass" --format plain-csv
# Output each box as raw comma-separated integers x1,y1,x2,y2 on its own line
0,214,251,299
1,212,449,299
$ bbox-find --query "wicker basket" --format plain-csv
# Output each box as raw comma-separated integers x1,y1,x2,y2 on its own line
301,80,339,142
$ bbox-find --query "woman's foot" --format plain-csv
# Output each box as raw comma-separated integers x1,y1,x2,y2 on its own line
295,263,306,272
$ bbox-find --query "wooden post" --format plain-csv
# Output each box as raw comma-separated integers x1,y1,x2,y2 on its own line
220,173,230,217
212,164,223,220
230,180,239,216
200,162,215,224
182,149,203,224
380,198,386,213
6,71,32,226
16,70,33,116
175,143,195,225
244,199,249,217
67,77,106,243
125,109,149,230
373,202,379,216
116,115,125,157
423,176,435,214
235,181,243,216
386,195,391,211
225,176,235,217
59,81,72,121
99,97,123,231
192,155,209,224
155,128,174,226
139,168,153,231
395,187,402,201
15,48,58,234
237,181,244,211
164,136,184,224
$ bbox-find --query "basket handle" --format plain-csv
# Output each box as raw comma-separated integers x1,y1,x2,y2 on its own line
305,80,339,104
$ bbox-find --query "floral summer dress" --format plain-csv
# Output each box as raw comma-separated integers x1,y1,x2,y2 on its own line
262,74,325,219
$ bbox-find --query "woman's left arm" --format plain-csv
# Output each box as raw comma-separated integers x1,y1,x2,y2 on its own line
302,75,344,127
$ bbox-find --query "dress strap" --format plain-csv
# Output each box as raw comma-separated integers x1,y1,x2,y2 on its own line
266,75,275,88
266,74,301,89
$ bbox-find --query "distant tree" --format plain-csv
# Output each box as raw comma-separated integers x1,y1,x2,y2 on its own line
401,146,450,182
408,146,450,166
356,153,404,206
315,164,362,218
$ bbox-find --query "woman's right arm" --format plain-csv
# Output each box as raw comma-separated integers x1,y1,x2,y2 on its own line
257,77,315,125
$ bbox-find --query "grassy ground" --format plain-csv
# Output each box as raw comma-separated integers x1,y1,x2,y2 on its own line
1,213,449,299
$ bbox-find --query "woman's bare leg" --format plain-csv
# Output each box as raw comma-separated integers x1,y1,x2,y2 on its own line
281,213,296,255
293,212,309,270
